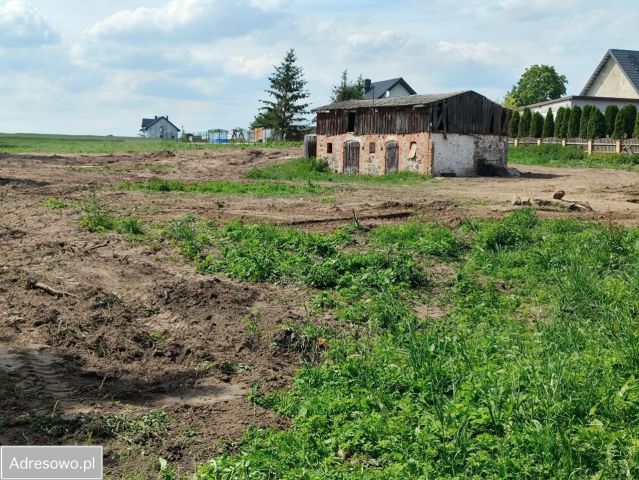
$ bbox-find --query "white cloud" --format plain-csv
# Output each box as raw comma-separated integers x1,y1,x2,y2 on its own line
0,0,59,47
436,41,505,65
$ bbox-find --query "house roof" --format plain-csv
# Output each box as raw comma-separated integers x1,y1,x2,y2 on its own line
140,116,181,131
523,94,639,109
313,91,469,112
364,77,417,99
581,49,639,96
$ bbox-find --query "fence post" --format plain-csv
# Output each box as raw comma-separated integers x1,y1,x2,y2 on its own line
514,138,519,148
537,139,542,146
616,139,622,154
587,139,593,155
561,138,566,147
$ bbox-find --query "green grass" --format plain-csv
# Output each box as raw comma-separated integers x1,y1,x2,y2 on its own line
160,209,639,479
509,144,639,169
246,157,432,183
118,179,331,197
44,197,69,209
79,192,145,236
0,133,301,154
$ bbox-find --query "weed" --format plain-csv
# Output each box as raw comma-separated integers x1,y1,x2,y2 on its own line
44,197,69,209
101,411,169,446
509,144,639,169
79,192,145,236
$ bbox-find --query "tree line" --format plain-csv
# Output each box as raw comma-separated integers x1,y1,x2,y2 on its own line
508,104,639,140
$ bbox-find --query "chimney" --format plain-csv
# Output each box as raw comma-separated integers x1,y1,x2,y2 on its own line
364,79,372,93
155,116,158,119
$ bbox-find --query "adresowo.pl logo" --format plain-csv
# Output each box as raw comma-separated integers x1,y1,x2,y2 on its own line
1,446,102,480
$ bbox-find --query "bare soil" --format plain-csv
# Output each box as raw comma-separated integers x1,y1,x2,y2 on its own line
2,147,639,477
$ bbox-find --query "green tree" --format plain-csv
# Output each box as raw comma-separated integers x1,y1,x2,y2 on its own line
568,106,582,138
604,105,619,137
634,113,639,138
250,109,278,129
579,105,593,138
542,108,554,138
505,65,568,107
331,70,364,102
518,108,531,138
554,107,565,137
530,111,544,138
559,107,571,138
613,105,637,139
259,49,310,140
508,110,520,137
587,108,606,139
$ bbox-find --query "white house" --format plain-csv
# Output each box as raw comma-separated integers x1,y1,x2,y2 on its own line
364,77,417,100
526,49,639,116
140,116,180,139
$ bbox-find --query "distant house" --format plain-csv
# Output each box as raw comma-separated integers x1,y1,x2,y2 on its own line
527,49,639,116
364,77,416,100
140,116,180,139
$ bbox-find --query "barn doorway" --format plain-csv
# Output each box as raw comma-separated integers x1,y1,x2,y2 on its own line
385,141,399,173
344,141,360,174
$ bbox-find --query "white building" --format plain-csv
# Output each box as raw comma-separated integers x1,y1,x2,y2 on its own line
364,77,417,100
526,49,639,116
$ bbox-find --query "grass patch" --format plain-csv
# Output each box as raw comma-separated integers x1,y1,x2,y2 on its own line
246,157,432,183
79,192,145,236
44,197,69,209
509,144,639,169
118,179,331,197
167,209,639,479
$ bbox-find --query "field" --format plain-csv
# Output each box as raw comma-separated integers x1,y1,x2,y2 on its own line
3,136,639,478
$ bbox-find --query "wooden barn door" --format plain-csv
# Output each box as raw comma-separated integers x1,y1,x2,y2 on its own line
385,141,399,173
343,141,360,174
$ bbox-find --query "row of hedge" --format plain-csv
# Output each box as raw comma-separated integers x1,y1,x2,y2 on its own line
508,104,638,140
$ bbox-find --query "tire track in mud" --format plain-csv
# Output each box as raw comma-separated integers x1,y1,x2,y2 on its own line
0,346,79,417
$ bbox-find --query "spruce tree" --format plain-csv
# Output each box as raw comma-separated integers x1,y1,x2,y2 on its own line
508,111,520,138
554,107,565,138
604,105,618,137
624,105,637,138
587,108,606,139
542,108,554,138
559,107,571,138
634,113,639,138
579,105,592,138
518,108,531,138
331,70,364,102
568,106,581,138
530,111,544,138
259,49,310,140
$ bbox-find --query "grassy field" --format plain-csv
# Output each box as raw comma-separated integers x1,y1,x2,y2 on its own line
68,199,639,478
0,133,301,154
118,179,331,196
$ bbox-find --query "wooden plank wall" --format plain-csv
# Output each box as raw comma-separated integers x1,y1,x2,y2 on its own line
316,92,510,136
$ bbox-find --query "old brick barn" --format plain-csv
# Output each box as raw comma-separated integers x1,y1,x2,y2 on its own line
312,90,510,176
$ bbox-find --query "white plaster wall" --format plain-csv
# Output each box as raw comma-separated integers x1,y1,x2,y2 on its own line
430,133,476,176
431,133,507,176
387,83,412,98
585,59,639,99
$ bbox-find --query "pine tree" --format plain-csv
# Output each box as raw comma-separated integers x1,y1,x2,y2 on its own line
331,70,364,102
554,107,565,138
518,108,531,138
559,107,571,138
587,108,606,139
530,111,544,138
579,105,592,138
568,106,581,138
542,108,554,138
604,105,618,137
259,49,310,140
508,111,520,138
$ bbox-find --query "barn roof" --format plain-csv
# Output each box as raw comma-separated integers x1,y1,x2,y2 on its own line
364,77,417,99
140,116,180,131
313,91,471,112
581,49,639,96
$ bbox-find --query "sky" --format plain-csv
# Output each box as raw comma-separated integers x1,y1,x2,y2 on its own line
0,0,636,136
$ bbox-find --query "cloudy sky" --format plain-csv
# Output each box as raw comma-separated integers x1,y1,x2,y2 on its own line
0,0,636,136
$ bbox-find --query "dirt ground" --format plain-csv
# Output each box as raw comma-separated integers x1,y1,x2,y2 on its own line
2,147,639,477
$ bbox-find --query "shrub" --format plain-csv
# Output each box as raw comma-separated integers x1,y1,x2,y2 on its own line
604,104,619,137
508,110,520,138
554,107,565,138
542,108,554,137
568,105,581,138
587,108,606,139
529,111,544,138
579,105,593,138
614,105,637,139
518,108,531,138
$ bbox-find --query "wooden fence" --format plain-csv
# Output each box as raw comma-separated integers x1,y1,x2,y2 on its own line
508,137,639,155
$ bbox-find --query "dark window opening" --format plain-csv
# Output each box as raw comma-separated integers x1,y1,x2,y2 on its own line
347,112,356,132
327,142,333,154
369,142,376,153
